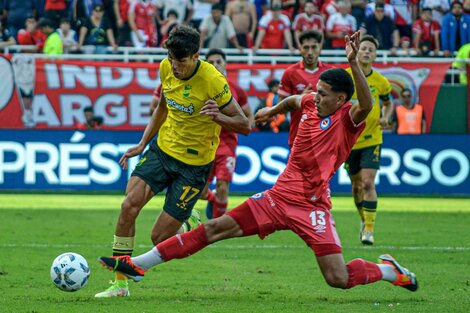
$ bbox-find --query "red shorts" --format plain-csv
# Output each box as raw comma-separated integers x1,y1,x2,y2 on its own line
228,190,342,257
207,152,236,183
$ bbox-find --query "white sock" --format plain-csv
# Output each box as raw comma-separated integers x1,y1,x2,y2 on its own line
378,264,397,282
131,247,164,270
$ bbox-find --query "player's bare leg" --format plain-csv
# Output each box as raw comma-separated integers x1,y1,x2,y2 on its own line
350,172,366,242
213,180,229,218
95,176,154,298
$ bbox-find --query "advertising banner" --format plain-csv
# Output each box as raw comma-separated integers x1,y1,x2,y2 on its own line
0,56,449,131
1,130,469,195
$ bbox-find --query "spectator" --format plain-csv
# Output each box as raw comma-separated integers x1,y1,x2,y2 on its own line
326,0,357,49
77,4,118,54
392,88,426,134
364,0,395,21
43,0,68,29
292,1,325,48
157,0,193,26
398,36,413,56
225,0,257,48
360,2,400,54
113,0,132,46
3,0,37,39
17,16,47,52
420,0,450,24
77,106,104,130
254,0,269,22
37,18,64,55
128,0,158,48
390,0,418,39
264,78,289,133
412,7,441,56
160,9,180,47
199,3,242,50
452,42,470,84
0,19,16,50
351,0,367,26
191,0,218,30
441,1,470,57
320,0,340,22
57,18,78,53
253,1,295,53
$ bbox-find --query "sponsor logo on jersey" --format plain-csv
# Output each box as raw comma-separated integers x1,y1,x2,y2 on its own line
213,84,229,101
320,116,331,130
165,95,195,115
301,113,308,122
251,192,264,200
295,83,306,92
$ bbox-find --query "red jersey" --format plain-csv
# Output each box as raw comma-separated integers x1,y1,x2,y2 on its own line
129,0,157,45
118,0,131,22
218,82,249,155
17,29,47,51
292,13,325,33
412,19,441,50
271,95,365,205
278,60,333,147
258,12,291,49
45,0,66,10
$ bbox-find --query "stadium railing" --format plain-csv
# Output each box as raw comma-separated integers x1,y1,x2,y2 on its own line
3,45,469,84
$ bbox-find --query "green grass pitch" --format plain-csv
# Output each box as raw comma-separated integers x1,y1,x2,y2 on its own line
0,194,469,312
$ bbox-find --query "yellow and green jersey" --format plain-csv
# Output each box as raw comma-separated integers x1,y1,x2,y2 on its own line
346,68,392,150
157,58,232,166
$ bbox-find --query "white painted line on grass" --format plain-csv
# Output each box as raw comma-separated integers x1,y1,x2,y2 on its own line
1,243,470,251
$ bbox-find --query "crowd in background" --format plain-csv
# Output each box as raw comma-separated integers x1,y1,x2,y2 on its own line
0,0,470,56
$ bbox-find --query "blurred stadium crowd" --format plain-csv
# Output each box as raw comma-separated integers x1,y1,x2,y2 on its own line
1,0,470,56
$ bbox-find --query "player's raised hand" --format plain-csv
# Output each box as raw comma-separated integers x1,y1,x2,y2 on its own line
345,31,360,63
119,144,145,170
200,99,222,120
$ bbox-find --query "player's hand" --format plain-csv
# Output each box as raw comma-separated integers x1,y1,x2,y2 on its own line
379,117,392,129
200,99,221,121
119,144,145,170
254,107,272,125
345,31,360,63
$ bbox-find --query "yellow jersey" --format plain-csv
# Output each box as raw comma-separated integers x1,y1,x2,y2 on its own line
346,68,392,150
157,58,233,166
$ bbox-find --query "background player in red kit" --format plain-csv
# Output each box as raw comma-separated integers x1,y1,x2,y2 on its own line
199,48,254,219
99,32,418,293
277,29,332,148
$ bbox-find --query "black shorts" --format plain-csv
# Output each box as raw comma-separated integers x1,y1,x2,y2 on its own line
131,142,213,222
344,145,381,176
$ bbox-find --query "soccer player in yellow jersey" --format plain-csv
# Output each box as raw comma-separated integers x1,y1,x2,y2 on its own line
344,35,393,245
95,25,251,298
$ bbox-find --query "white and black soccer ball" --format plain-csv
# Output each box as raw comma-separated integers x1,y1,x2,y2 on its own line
50,252,90,292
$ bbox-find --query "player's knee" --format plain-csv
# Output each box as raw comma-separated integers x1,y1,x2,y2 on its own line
216,181,229,198
362,179,375,193
119,198,141,222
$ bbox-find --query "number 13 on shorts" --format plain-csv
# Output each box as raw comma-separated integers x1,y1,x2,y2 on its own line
310,210,326,226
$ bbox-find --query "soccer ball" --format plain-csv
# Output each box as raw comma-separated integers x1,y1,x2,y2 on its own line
50,252,90,292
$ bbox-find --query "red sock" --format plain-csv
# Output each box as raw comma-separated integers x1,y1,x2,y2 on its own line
213,199,227,218
345,259,382,289
157,225,209,262
202,189,216,203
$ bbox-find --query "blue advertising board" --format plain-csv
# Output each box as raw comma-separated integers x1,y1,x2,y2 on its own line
1,130,469,195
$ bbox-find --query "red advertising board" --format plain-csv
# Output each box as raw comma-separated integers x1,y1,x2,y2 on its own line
0,55,450,131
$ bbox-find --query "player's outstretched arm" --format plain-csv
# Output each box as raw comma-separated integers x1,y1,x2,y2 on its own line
254,94,302,125
347,32,373,124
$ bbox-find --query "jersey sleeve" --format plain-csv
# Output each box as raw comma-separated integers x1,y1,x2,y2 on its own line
209,72,233,108
235,85,249,108
278,68,293,97
378,75,392,101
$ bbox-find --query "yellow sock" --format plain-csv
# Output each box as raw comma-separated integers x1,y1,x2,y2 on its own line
363,210,376,232
112,235,134,284
115,272,129,283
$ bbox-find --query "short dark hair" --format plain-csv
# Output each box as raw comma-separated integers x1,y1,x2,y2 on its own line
84,106,94,113
319,68,355,102
299,30,323,45
37,18,54,29
205,48,226,61
268,79,280,90
167,9,179,18
164,25,200,59
360,35,379,49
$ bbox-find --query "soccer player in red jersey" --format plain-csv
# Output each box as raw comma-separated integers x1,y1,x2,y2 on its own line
200,49,254,219
99,32,418,293
278,29,332,148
